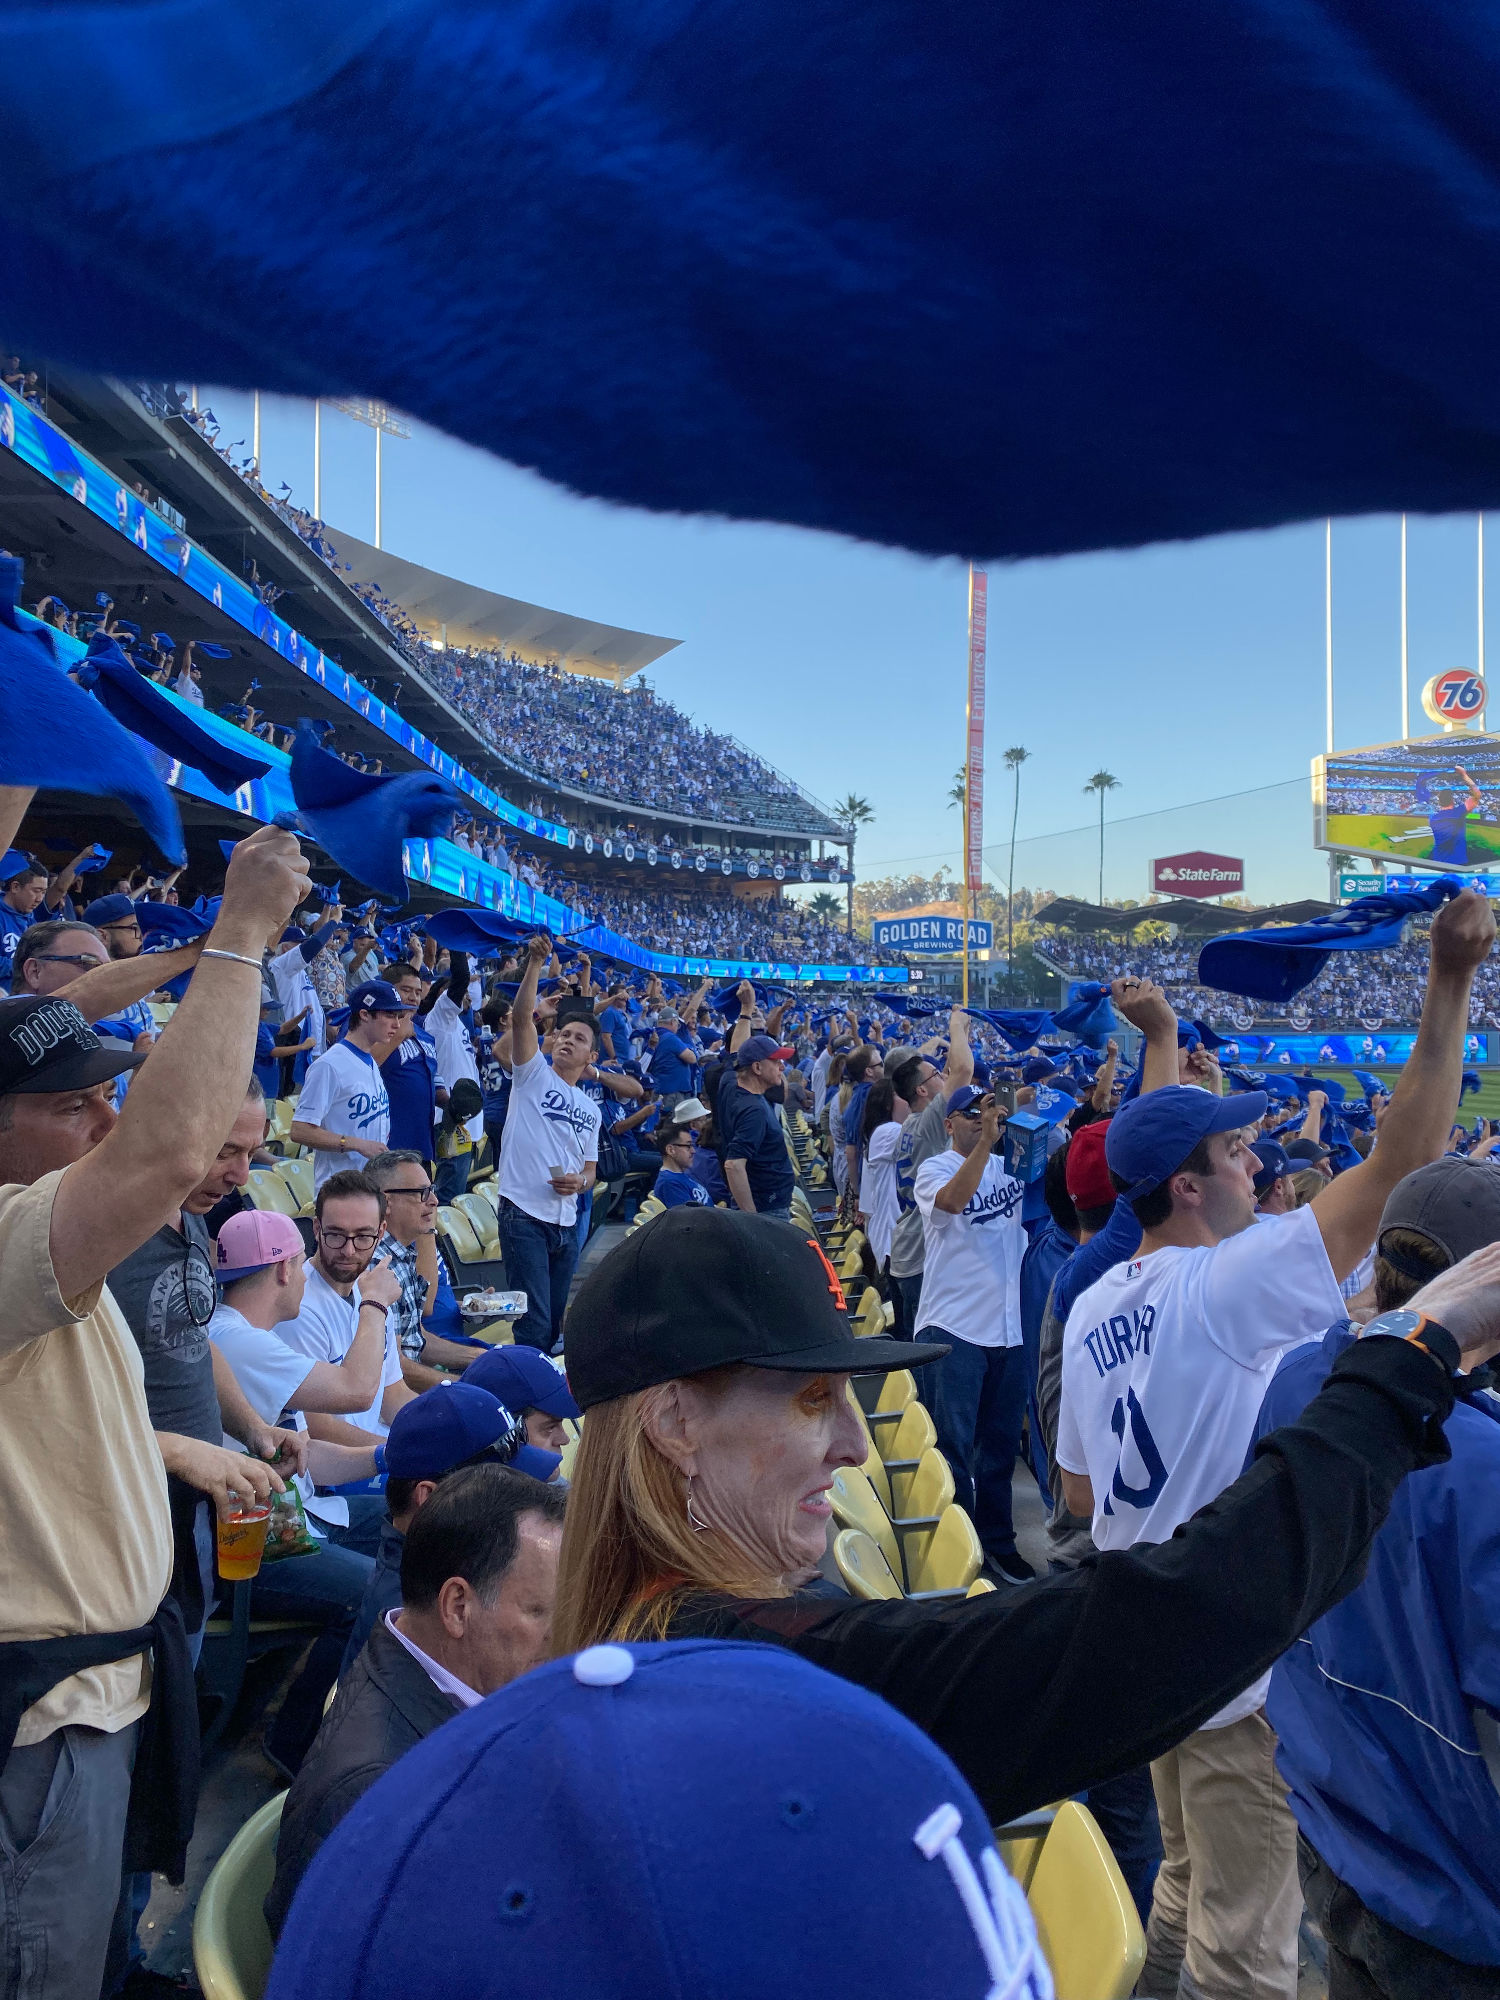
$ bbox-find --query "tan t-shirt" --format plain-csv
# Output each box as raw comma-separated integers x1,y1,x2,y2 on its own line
0,1170,173,1743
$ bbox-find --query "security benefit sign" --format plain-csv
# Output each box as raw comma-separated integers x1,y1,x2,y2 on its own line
1149,851,1245,899
872,915,993,953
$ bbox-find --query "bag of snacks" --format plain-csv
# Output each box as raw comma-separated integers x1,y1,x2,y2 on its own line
262,1480,319,1561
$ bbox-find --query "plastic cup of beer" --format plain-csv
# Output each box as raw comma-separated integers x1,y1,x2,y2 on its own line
217,1504,272,1580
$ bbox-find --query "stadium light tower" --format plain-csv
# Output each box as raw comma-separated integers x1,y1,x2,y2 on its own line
328,397,411,548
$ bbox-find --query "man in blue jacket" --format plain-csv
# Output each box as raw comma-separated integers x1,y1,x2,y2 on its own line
1252,1155,1500,1999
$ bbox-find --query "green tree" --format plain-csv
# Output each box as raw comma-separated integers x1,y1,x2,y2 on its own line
833,793,874,934
1083,769,1121,906
947,768,966,810
808,889,842,923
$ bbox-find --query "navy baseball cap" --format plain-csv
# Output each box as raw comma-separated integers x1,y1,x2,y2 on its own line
82,893,138,927
346,978,415,1015
734,1033,795,1067
1021,1057,1056,1083
1105,1084,1268,1201
1249,1139,1293,1196
1284,1135,1332,1165
947,1084,990,1117
0,996,145,1095
382,1382,560,1483
267,1641,1052,2000
465,1344,581,1421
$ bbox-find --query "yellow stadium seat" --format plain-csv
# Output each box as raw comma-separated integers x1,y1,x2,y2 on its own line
1026,1801,1146,2000
966,1577,996,1597
833,1528,904,1601
861,1440,894,1514
274,1156,314,1213
868,1369,916,1432
829,1465,904,1581
263,1098,294,1145
836,1238,866,1280
244,1171,298,1217
435,1205,486,1264
903,1502,982,1597
455,1191,500,1250
889,1444,954,1528
879,1401,936,1472
193,1792,285,2000
468,1176,501,1213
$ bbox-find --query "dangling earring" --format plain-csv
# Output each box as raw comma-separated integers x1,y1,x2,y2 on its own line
685,1473,711,1534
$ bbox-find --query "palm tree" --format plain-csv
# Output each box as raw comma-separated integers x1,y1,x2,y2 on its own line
833,793,874,935
1083,769,1120,905
808,889,842,923
946,768,967,810
1003,746,1030,982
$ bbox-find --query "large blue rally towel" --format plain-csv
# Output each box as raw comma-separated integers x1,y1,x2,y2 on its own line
0,558,186,863
8,5,1500,557
1197,878,1462,1003
75,632,273,798
288,726,461,902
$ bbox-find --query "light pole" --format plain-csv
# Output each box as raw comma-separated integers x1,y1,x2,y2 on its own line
328,398,412,548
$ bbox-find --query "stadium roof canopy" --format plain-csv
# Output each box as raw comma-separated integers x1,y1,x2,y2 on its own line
324,528,681,685
1038,897,1337,935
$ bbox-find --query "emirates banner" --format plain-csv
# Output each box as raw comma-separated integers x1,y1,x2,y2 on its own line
966,565,987,894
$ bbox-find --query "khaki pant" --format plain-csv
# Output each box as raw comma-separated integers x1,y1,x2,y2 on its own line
1137,1709,1299,2000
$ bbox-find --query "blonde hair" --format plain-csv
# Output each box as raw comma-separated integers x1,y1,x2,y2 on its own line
1289,1168,1326,1209
550,1369,789,1654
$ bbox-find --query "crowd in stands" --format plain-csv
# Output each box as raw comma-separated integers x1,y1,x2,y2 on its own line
3,776,1500,2000
171,395,839,837
1044,923,1500,1026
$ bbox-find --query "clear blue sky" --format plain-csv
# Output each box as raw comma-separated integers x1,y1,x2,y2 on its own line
214,389,1492,907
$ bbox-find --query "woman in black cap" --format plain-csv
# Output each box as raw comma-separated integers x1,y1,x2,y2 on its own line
553,1206,1500,1823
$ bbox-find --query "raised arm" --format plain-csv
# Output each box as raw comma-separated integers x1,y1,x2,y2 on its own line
0,784,34,860
1300,1089,1326,1146
55,940,205,1024
1312,888,1495,1281
48,827,308,1300
1111,976,1180,1095
510,935,550,1067
942,1006,975,1093
933,1099,1004,1212
728,980,755,1055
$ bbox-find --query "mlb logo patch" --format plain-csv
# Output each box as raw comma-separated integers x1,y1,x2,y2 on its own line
1126,1260,1143,1277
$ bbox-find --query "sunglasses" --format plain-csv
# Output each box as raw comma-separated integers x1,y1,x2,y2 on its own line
956,1100,990,1120
35,951,107,970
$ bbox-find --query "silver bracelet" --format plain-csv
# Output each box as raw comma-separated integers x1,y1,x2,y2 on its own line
200,948,263,970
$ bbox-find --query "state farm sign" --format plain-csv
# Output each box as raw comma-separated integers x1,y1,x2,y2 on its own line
1150,851,1244,900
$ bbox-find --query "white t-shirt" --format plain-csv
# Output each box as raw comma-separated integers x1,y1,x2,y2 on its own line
498,1050,602,1226
912,1148,1026,1349
861,1121,903,1268
428,992,483,1141
268,942,324,1057
1056,1201,1345,1727
277,1264,402,1436
207,1301,350,1529
296,1040,391,1189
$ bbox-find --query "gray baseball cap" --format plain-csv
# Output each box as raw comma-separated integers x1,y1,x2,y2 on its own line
1377,1156,1500,1276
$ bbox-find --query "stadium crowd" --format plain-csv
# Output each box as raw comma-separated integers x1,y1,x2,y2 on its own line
3,768,1500,2000
1045,924,1500,1027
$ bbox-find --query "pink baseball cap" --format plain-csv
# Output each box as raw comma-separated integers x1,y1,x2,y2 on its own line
216,1210,305,1283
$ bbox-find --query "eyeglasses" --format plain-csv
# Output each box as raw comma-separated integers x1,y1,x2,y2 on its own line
316,1226,381,1250
36,951,107,970
957,1103,987,1120
101,919,141,933
385,1183,438,1201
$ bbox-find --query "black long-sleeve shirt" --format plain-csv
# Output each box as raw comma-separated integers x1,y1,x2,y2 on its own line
667,1331,1457,1824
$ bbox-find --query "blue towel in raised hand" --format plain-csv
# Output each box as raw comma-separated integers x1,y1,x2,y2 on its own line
0,557,186,863
73,631,273,797
14,5,1500,560
288,725,462,901
137,900,211,943
963,1007,1055,1050
1051,983,1117,1049
425,908,533,955
1197,879,1464,1003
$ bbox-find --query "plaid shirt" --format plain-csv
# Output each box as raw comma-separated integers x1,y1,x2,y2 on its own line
377,1233,430,1359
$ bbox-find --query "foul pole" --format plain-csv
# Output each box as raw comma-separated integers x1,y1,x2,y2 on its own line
963,565,988,1007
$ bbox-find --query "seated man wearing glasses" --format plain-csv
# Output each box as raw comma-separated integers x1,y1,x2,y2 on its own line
365,1149,481,1390
278,1170,417,1473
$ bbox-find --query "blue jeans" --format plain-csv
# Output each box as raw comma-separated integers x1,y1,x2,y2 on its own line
498,1198,581,1352
757,1202,793,1221
434,1151,472,1205
254,1524,375,1773
928,1331,1028,1560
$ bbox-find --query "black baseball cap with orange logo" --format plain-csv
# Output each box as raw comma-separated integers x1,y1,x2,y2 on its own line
562,1207,948,1410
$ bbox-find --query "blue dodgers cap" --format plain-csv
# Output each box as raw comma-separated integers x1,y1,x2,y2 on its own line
947,1084,989,1117
1104,1084,1268,1202
82,892,137,926
465,1344,581,1422
382,1382,560,1483
268,1641,1052,2000
1249,1139,1293,1196
734,1032,795,1067
346,978,415,1016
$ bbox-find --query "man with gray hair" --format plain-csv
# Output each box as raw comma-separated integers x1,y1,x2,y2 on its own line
647,1004,700,1118
365,1148,479,1389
